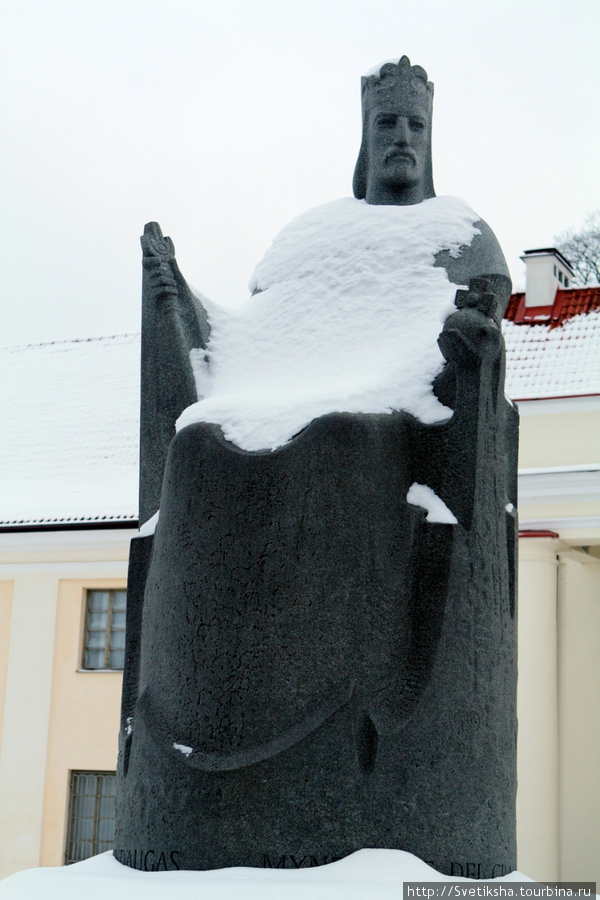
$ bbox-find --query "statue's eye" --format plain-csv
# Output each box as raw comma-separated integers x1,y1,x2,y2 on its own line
376,115,396,129
409,118,425,131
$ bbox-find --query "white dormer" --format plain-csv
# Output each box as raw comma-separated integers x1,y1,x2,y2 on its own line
520,248,574,308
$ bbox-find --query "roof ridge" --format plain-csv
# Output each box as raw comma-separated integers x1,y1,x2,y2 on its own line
0,513,138,525
0,333,140,352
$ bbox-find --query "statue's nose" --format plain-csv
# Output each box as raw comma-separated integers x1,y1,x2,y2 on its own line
394,118,410,145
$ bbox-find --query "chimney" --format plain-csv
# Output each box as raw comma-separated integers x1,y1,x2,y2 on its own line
520,248,574,308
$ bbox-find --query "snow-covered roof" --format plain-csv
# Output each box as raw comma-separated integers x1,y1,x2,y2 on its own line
503,287,600,400
0,334,140,527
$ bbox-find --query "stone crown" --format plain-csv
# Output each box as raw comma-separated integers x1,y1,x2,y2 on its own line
361,56,434,115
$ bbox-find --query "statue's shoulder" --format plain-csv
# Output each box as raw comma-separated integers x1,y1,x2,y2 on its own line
468,216,511,279
433,201,512,320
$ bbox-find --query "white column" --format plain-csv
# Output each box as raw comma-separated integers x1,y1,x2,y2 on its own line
516,538,560,881
0,572,59,877
557,553,600,882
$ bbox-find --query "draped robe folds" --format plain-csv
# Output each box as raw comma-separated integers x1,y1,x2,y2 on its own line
114,198,518,876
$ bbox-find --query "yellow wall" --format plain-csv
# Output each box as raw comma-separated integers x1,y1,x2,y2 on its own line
0,529,131,880
557,555,600,882
516,539,560,881
39,578,124,867
0,582,14,754
495,400,600,881
518,408,600,469
0,572,61,877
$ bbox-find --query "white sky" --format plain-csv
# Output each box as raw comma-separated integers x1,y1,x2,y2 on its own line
1,0,599,346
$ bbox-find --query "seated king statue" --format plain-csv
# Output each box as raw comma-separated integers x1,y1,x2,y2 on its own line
114,56,518,878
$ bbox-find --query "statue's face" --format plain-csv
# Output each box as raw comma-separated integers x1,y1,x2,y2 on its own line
365,101,430,203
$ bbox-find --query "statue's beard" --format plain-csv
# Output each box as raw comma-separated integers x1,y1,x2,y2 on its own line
375,152,423,190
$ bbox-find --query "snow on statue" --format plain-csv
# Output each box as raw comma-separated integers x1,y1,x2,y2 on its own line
181,196,483,450
115,56,519,877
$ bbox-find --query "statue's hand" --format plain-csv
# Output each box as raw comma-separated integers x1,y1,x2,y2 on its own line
142,255,178,298
438,278,501,367
141,222,178,299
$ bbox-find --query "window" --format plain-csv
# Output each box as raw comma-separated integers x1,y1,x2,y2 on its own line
83,589,126,669
65,771,116,864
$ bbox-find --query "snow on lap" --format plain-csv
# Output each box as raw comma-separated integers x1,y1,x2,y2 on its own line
178,196,481,451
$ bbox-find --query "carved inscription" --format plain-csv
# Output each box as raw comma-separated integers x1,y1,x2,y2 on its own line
114,849,181,871
262,854,344,868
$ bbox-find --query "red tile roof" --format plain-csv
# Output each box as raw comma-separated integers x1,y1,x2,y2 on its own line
505,287,600,328
502,286,600,400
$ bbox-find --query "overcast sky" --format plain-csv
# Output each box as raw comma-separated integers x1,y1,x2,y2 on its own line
2,0,599,346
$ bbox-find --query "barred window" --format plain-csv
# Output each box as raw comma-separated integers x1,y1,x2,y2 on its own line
83,589,126,670
65,771,116,864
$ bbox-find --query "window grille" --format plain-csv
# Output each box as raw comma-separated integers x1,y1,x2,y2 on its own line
83,589,126,669
65,771,116,864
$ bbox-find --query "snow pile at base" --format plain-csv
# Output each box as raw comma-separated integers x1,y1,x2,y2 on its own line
0,848,535,900
178,197,480,451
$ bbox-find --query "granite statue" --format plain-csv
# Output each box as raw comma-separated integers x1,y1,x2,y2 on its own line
115,57,518,877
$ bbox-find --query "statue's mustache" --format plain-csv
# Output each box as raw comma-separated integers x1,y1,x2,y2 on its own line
385,148,416,163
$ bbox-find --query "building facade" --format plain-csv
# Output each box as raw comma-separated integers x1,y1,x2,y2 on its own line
504,251,600,882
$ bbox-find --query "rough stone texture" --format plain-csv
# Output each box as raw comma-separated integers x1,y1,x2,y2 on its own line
115,57,518,876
